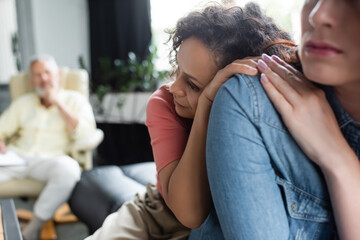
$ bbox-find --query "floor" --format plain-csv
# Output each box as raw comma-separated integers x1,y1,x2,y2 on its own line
14,198,89,240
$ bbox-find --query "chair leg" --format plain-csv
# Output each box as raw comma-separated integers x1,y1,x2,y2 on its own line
40,220,57,240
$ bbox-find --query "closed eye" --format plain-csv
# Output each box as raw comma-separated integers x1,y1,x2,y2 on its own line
187,80,200,91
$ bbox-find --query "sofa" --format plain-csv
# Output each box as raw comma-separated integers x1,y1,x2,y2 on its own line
68,161,157,234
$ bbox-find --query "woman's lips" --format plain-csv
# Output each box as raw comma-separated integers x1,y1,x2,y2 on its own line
305,41,343,57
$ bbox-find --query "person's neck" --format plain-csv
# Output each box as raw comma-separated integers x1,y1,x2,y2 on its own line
40,98,52,108
333,82,360,123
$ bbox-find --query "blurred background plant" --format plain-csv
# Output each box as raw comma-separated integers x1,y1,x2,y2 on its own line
94,45,169,103
11,32,21,71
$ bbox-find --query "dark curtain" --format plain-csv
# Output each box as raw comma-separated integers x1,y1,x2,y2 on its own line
88,0,153,166
88,0,152,89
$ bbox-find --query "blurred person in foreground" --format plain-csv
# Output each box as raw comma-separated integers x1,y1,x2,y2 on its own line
193,0,360,239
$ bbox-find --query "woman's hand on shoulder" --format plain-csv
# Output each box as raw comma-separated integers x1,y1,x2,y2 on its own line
257,54,352,171
201,57,259,104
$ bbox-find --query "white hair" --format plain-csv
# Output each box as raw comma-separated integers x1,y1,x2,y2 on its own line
28,54,59,73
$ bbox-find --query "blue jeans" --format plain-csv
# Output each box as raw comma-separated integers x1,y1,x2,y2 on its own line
191,74,338,239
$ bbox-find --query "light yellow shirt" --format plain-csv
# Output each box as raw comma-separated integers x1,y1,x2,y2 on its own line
0,90,96,157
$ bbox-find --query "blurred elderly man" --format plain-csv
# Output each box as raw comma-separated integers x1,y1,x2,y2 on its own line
0,55,96,240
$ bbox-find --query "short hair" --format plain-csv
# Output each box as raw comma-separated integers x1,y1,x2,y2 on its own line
28,54,59,73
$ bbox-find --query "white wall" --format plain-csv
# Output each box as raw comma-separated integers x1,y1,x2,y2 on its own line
17,0,90,71
0,0,18,83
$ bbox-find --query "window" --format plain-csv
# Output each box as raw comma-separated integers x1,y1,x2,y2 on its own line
0,0,18,84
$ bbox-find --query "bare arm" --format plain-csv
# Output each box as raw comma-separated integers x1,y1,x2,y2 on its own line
159,59,259,228
258,54,360,240
322,148,360,240
54,100,79,133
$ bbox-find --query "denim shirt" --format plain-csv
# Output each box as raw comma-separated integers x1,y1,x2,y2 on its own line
325,86,360,158
200,74,360,240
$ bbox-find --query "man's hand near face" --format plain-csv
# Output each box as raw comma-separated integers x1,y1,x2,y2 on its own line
41,87,79,133
31,59,79,133
42,86,59,107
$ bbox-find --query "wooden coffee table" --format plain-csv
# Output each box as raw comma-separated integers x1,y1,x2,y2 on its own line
0,198,22,240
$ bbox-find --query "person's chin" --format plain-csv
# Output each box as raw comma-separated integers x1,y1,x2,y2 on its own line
304,65,346,86
175,108,192,119
34,87,45,97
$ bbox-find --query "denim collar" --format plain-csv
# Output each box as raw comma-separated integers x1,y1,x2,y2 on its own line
323,86,360,129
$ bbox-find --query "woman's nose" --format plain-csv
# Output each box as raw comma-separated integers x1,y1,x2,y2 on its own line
309,0,338,29
169,78,186,97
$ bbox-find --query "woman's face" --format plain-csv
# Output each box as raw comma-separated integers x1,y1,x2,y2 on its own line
169,37,218,119
299,0,360,86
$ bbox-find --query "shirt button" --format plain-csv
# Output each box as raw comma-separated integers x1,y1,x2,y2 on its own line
291,202,296,212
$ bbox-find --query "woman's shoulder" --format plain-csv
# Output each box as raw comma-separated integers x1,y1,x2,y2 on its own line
147,85,174,112
222,74,265,98
146,84,190,128
220,74,269,111
218,74,286,131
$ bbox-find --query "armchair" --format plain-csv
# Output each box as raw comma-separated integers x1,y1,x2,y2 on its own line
0,67,104,238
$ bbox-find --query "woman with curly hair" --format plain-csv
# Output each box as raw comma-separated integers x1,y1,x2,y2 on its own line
86,3,296,239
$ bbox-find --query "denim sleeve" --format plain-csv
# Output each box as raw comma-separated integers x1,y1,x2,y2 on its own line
206,75,289,239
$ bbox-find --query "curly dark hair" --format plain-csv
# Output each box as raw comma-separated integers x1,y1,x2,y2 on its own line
167,2,298,70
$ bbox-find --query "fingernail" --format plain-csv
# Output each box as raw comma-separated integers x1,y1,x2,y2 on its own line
262,53,272,63
272,55,282,63
258,59,268,70
260,73,269,83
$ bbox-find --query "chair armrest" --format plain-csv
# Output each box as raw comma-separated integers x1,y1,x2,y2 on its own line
70,129,104,153
70,129,104,170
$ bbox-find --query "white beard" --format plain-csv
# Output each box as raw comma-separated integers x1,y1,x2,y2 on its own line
35,87,45,97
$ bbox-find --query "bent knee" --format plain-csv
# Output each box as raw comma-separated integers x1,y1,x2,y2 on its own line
51,156,81,182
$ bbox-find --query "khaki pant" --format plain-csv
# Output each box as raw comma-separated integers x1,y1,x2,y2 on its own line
86,184,190,240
